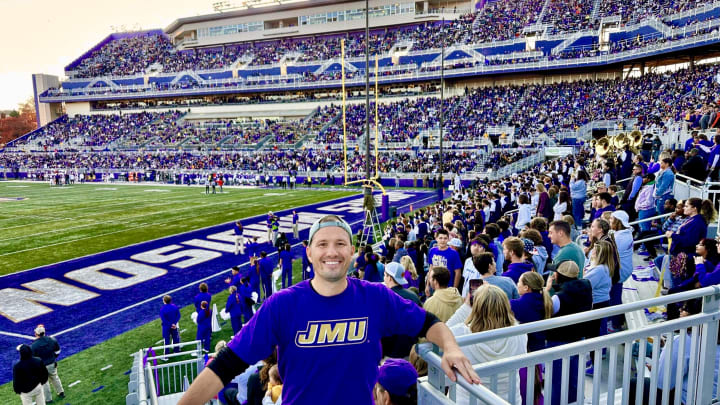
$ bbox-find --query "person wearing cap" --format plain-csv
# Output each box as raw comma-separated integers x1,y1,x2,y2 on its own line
423,266,463,323
179,214,481,405
373,358,418,405
382,261,422,358
501,237,535,284
549,220,585,277
460,237,489,298
31,325,64,401
609,209,634,303
13,344,48,405
383,262,421,306
543,261,593,405
428,229,463,290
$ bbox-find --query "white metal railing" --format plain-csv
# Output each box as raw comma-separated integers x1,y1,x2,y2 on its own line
418,286,720,405
127,340,204,405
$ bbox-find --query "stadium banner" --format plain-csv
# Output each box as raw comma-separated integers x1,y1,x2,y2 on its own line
544,146,574,157
0,189,439,384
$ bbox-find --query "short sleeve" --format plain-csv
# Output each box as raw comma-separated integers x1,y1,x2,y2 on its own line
227,295,279,364
377,286,426,338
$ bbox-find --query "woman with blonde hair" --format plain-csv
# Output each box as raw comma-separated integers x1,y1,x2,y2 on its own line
447,284,527,404
400,255,419,289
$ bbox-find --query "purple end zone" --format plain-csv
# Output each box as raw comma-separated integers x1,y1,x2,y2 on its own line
0,190,441,384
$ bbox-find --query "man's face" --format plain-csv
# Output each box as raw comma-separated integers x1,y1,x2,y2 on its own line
633,167,642,176
548,225,562,245
502,244,511,260
664,200,674,212
436,233,449,248
470,242,483,257
306,226,354,283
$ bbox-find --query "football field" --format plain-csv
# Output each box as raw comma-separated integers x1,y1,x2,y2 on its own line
0,181,355,275
0,181,360,404
0,181,438,404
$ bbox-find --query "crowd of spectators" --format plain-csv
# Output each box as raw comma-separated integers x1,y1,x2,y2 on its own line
65,0,720,81
542,0,597,34
599,0,714,25
0,147,538,176
318,86,521,144
16,60,720,152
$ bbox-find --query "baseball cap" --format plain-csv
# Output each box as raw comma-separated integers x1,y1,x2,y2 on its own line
522,238,534,253
384,262,408,285
34,324,45,335
611,210,630,228
556,261,579,278
377,358,418,397
308,215,353,244
448,238,463,248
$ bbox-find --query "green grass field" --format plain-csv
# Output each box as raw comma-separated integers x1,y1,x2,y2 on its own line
0,182,356,275
0,181,357,404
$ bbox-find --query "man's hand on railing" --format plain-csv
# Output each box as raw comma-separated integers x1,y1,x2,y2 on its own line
441,345,481,385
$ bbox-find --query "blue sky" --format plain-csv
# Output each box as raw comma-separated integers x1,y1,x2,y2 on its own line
0,0,214,110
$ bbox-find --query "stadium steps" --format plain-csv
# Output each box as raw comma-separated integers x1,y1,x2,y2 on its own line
589,0,602,21
504,87,528,126
551,31,591,55
645,17,674,38
536,0,553,26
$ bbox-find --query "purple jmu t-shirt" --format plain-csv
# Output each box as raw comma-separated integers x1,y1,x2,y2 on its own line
227,278,426,404
428,246,462,285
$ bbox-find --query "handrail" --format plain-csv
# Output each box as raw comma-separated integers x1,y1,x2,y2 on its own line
466,311,717,375
419,349,510,404
438,285,720,347
417,285,720,404
628,212,671,226
145,361,158,405
136,350,149,405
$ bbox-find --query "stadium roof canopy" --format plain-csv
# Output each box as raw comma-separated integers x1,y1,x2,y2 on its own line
165,0,357,33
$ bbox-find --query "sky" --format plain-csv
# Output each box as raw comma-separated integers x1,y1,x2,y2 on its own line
0,0,216,111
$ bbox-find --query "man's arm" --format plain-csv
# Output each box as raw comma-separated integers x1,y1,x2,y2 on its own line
425,322,481,384
453,268,462,289
179,347,250,405
178,368,224,405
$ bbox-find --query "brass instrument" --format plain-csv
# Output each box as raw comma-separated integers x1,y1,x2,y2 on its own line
630,130,643,151
595,136,612,157
613,132,628,149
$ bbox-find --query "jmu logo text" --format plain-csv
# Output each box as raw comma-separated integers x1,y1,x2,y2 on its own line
295,317,368,347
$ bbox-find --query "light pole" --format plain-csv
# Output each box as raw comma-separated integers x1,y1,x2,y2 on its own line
438,9,445,197
364,0,372,202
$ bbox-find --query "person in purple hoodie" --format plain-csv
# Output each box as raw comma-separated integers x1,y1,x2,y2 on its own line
258,251,275,301
196,301,212,352
194,283,211,313
225,286,247,335
160,295,181,357
511,271,552,405
502,237,535,283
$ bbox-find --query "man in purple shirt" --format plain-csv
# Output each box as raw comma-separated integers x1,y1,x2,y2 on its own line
178,215,480,405
428,229,463,289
